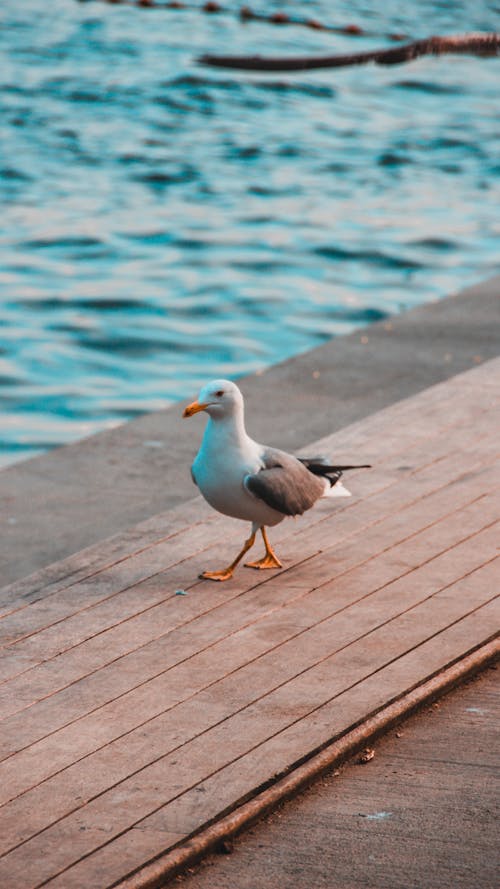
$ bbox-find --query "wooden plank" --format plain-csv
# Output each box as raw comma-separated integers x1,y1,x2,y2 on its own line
0,419,497,715
0,359,497,889
0,581,496,889
0,409,497,686
0,496,215,615
307,356,500,458
1,389,497,658
0,450,498,744
127,599,500,844
1,514,497,811
0,534,496,863
0,467,497,772
1,404,497,661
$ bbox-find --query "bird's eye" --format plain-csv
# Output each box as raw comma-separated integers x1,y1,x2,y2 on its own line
215,390,224,398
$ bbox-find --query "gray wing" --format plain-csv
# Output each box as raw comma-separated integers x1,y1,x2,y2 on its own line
244,448,325,517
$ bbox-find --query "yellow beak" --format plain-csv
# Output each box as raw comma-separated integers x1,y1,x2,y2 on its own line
183,400,209,418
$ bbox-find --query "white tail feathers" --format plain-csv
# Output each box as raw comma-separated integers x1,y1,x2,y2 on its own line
322,479,352,498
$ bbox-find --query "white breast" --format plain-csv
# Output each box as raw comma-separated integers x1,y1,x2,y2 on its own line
192,423,283,525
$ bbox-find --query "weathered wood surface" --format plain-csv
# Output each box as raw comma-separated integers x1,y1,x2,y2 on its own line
0,358,498,888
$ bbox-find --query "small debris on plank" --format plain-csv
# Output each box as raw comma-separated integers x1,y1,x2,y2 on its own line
359,810,393,820
175,589,188,596
358,747,375,764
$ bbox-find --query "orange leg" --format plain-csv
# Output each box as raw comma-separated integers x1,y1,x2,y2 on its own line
245,526,283,570
200,531,256,582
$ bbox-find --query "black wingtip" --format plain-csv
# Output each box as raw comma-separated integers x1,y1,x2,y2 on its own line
298,459,371,492
332,464,372,470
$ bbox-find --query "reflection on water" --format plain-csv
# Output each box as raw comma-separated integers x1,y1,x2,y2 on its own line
1,0,499,466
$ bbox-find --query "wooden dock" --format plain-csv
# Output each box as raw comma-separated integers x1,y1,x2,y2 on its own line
0,357,498,889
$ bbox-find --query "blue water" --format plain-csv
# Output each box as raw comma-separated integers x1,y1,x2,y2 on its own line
1,1,499,467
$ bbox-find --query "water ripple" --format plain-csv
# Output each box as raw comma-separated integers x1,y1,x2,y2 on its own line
1,0,499,466
394,79,464,95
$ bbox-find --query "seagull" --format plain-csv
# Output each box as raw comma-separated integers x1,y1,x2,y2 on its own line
183,379,370,581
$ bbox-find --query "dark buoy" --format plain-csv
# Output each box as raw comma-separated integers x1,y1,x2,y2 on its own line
239,5,255,19
307,19,324,31
343,23,363,35
270,12,289,24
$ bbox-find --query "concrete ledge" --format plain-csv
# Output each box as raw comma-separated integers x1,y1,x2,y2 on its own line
1,274,499,586
115,639,500,889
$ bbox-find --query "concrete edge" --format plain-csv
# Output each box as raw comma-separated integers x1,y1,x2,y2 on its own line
113,636,500,889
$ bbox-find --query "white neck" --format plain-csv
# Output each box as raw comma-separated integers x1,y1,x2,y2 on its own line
204,403,250,448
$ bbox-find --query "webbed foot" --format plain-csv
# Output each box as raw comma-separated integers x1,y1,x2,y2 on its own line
245,552,282,570
199,569,234,582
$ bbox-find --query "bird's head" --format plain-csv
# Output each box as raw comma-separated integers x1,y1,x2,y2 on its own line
183,379,244,420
